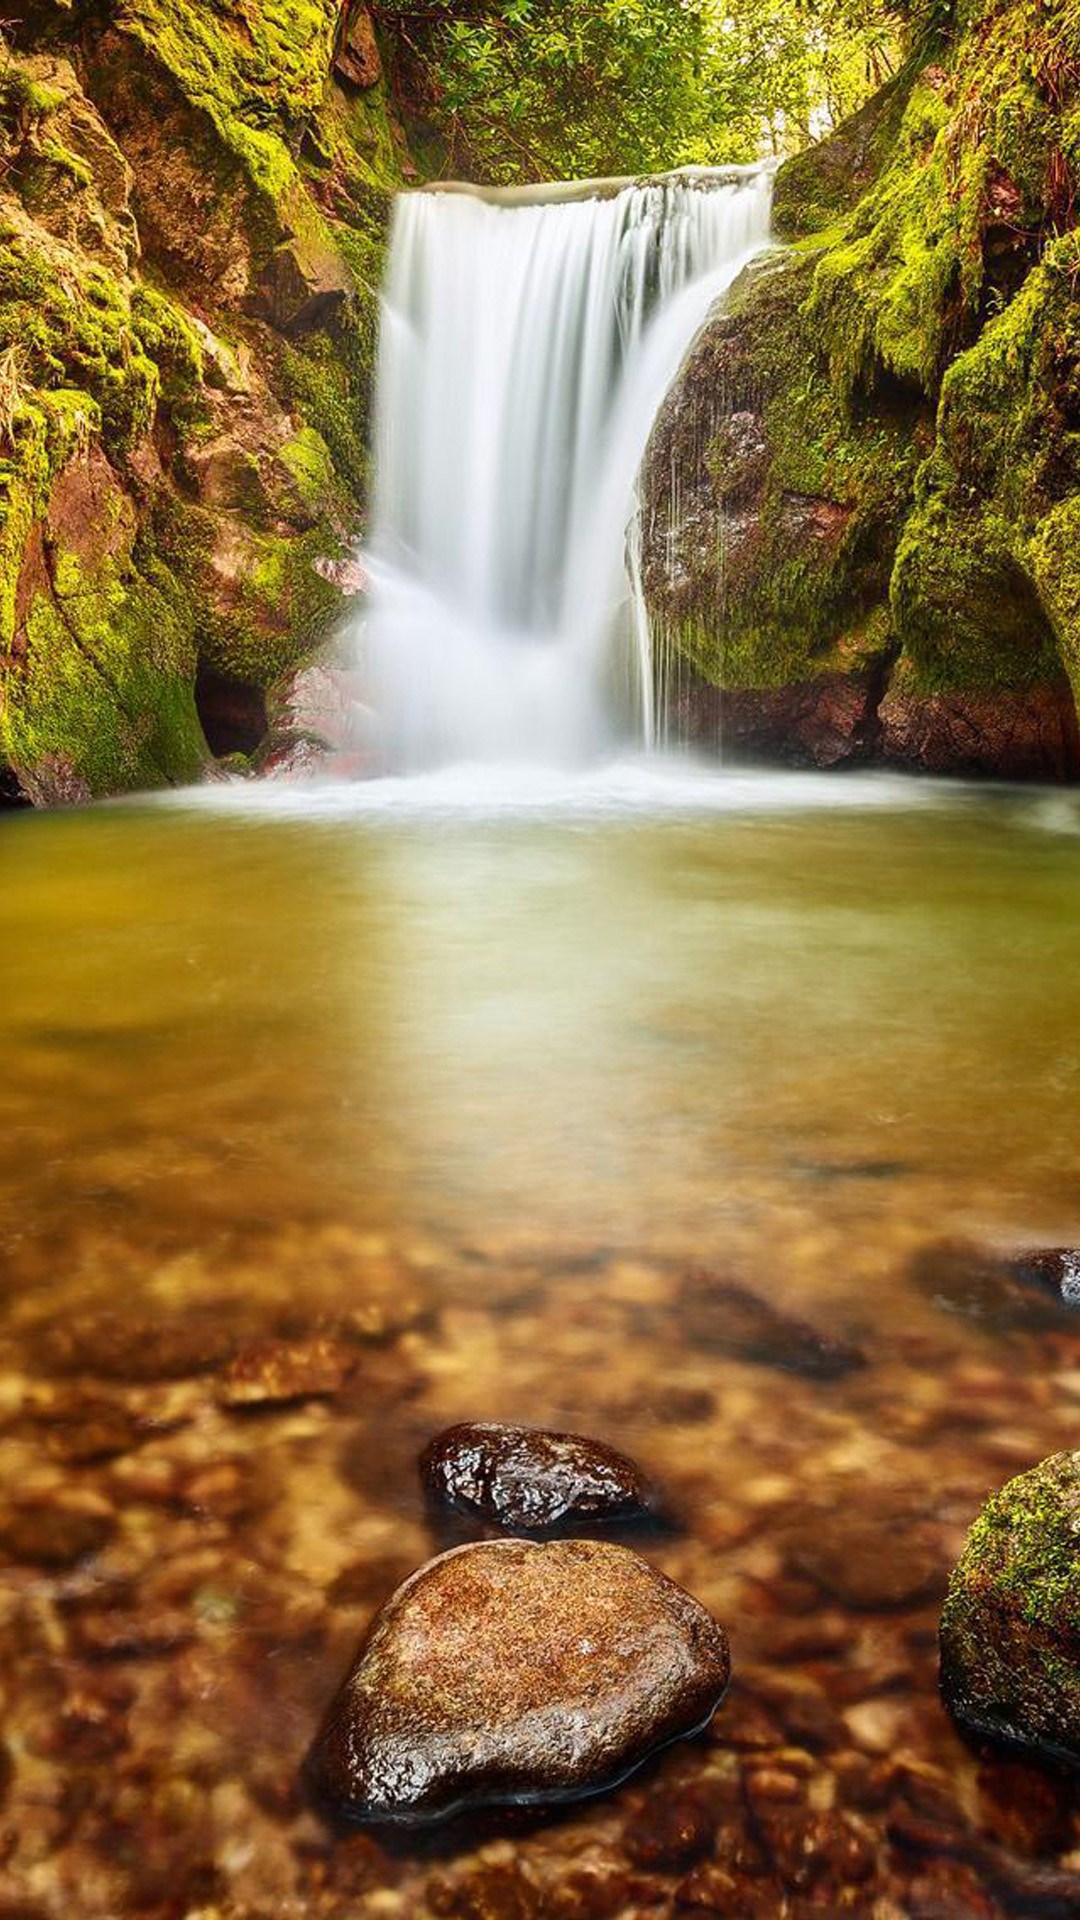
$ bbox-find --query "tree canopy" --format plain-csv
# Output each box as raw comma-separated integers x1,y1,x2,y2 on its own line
372,0,907,185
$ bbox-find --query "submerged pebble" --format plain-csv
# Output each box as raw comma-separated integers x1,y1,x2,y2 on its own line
419,1421,657,1532
310,1537,729,1824
677,1271,866,1380
33,1310,237,1382
218,1336,356,1408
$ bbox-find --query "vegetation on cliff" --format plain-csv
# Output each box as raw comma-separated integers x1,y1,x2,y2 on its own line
0,0,403,803
642,0,1080,775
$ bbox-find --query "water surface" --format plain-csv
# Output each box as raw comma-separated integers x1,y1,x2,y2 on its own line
2,765,1080,1916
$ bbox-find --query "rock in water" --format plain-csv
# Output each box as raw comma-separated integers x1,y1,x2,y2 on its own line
420,1422,657,1532
310,1539,729,1824
911,1240,1080,1332
678,1271,865,1380
940,1451,1080,1764
1007,1246,1080,1307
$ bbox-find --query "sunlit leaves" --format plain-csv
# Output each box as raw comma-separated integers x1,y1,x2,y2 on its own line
374,0,903,184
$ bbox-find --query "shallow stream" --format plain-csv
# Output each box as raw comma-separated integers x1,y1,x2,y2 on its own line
3,764,1080,1916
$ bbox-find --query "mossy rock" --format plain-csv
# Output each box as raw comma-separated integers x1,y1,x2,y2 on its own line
940,1451,1080,1766
772,64,919,240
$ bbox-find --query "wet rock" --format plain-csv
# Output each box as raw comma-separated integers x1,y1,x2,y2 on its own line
1007,1246,1080,1306
940,1449,1080,1764
0,1499,114,1568
419,1423,658,1533
218,1335,356,1409
677,1271,866,1380
879,679,1080,782
310,1538,730,1824
664,672,883,771
910,1240,1078,1332
34,1310,237,1382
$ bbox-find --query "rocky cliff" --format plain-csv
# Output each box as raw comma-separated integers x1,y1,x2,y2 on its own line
0,0,405,804
642,0,1080,778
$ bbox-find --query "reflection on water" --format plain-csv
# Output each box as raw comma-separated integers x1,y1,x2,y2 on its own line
2,767,1080,1915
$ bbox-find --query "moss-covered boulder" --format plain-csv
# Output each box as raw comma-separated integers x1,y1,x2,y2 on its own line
0,2,404,804
643,0,1080,778
940,1452,1080,1765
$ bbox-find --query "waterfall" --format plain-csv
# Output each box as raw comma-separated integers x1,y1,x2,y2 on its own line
363,167,772,770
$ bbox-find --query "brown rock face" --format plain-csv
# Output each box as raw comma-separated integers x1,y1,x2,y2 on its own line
310,1539,730,1824
669,673,883,769
335,3,382,89
420,1422,657,1533
879,680,1080,781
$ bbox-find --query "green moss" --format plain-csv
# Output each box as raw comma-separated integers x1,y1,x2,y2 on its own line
131,284,207,428
940,1451,1080,1761
0,236,160,456
112,0,340,202
804,0,1078,405
1029,496,1080,681
280,324,373,502
772,62,921,240
6,577,206,797
891,494,1062,692
0,472,208,797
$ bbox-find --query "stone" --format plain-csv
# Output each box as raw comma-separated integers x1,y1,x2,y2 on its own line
218,1336,356,1409
910,1240,1076,1333
879,680,1080,782
419,1422,658,1533
940,1450,1080,1765
309,1539,730,1824
334,3,382,89
255,233,354,335
33,1310,237,1382
35,1392,149,1464
664,672,882,770
1006,1246,1080,1306
677,1271,866,1380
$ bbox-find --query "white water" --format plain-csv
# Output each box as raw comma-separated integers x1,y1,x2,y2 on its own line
362,168,773,770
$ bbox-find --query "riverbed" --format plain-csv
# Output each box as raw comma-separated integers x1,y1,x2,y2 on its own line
2,764,1080,1916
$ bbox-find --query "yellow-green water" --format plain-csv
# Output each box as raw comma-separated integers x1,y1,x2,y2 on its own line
2,767,1080,1916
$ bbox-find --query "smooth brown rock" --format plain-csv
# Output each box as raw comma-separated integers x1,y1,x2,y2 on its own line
419,1422,657,1533
678,1271,866,1380
310,1539,729,1824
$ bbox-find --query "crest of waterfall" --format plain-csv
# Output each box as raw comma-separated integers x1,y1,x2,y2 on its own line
362,167,772,770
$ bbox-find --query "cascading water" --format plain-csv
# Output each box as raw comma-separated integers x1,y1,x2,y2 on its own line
363,168,772,770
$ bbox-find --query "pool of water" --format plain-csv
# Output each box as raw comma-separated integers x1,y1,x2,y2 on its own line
2,763,1080,1916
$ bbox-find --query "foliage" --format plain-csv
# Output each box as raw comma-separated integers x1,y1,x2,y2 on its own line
374,0,906,184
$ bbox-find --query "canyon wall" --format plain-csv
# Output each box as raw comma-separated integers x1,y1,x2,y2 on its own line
642,0,1080,778
0,0,403,803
